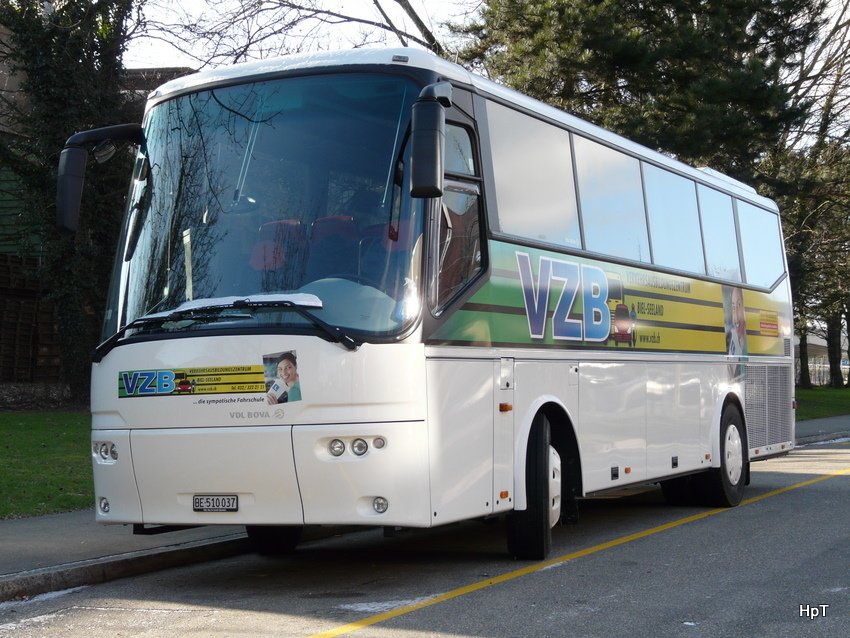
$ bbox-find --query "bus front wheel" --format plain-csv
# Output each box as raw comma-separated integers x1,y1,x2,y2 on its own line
507,413,561,560
245,525,303,555
695,405,747,507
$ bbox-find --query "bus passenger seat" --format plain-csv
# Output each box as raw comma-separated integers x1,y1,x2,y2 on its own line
304,215,358,281
250,220,306,286
358,222,415,298
358,223,389,281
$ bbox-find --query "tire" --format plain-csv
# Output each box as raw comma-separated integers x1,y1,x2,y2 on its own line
694,405,747,507
245,525,303,555
507,413,561,560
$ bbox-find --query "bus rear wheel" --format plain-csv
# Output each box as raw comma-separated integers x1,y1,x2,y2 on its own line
507,413,561,560
245,525,303,555
694,405,747,507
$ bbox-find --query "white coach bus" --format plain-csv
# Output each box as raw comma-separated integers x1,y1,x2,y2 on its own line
57,48,794,560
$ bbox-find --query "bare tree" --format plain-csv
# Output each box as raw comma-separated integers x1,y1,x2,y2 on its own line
138,0,465,68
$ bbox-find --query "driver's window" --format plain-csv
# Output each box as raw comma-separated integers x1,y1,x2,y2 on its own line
433,183,482,311
431,125,483,313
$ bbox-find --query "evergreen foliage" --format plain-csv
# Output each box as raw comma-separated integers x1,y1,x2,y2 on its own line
455,0,826,182
0,1,141,398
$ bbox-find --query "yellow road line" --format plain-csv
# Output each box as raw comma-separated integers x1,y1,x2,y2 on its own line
310,463,850,638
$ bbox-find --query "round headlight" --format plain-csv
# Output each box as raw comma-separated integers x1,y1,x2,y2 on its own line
372,496,389,513
99,443,110,460
328,439,345,457
351,438,368,456
99,497,110,513
373,437,386,450
109,444,118,460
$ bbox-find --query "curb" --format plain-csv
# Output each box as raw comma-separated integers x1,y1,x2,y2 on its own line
796,432,850,446
0,534,251,603
0,525,366,603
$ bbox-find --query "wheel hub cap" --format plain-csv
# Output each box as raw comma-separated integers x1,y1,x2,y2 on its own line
725,424,743,485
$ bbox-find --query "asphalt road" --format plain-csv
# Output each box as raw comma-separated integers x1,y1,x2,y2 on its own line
2,441,848,638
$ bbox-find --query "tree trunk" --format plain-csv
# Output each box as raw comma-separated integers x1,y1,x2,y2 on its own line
797,326,813,389
825,313,844,388
845,303,850,388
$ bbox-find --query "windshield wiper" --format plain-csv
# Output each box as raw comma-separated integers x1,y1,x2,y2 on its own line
92,297,360,363
92,310,254,363
230,298,360,351
93,316,165,363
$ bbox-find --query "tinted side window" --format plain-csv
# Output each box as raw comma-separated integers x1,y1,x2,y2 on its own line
698,185,741,282
737,200,785,288
445,125,475,176
574,136,650,263
643,163,705,275
486,101,581,249
434,183,482,311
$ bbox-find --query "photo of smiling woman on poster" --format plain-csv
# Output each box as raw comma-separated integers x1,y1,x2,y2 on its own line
722,285,748,381
265,351,302,404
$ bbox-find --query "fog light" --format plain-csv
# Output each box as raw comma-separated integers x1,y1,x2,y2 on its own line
99,443,110,460
109,444,118,460
352,438,368,456
372,496,389,513
99,497,110,514
373,437,386,450
328,439,345,457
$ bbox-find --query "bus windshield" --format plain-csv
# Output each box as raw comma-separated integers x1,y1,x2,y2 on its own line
110,73,424,341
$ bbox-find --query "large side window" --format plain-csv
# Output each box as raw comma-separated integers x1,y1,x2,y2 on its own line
430,125,483,313
643,163,705,275
698,185,742,282
737,200,785,288
486,101,581,249
574,136,650,263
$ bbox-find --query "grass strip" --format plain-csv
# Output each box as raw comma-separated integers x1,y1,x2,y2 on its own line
0,410,92,519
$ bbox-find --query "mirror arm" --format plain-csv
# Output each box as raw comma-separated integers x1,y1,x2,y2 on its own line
63,123,144,149
56,124,143,233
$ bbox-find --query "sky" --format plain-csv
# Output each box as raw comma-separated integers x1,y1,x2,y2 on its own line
123,0,470,69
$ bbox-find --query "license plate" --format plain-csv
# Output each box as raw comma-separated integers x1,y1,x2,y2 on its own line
193,494,238,512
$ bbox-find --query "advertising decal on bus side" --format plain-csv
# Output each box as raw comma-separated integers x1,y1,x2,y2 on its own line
428,241,790,358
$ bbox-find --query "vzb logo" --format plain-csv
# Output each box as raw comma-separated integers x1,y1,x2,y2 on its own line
516,252,610,341
120,370,176,397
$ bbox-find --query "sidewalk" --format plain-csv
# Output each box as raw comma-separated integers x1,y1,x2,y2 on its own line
2,415,849,603
794,414,850,445
0,512,251,602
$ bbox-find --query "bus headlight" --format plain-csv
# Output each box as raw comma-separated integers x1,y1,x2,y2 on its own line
95,441,119,463
328,439,345,456
372,496,389,513
351,438,368,456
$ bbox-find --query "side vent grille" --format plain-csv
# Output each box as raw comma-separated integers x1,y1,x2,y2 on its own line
745,365,793,448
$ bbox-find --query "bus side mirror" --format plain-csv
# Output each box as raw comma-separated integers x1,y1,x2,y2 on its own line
410,81,453,198
56,123,144,233
57,146,89,232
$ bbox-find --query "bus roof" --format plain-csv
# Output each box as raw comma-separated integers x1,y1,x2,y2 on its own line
151,47,776,211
